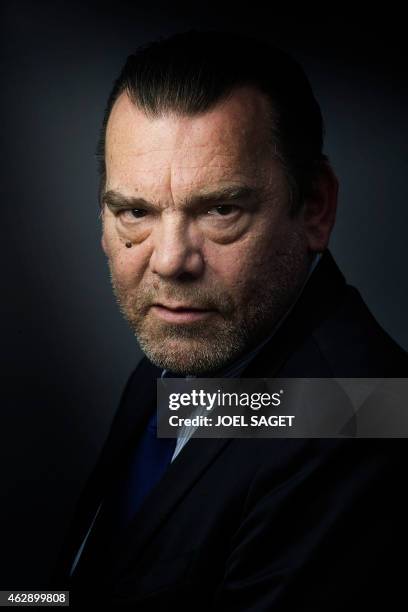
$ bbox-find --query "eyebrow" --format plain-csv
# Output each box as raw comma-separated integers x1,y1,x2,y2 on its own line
102,185,256,212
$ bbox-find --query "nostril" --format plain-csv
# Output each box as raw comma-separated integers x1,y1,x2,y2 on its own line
176,271,200,283
150,245,204,279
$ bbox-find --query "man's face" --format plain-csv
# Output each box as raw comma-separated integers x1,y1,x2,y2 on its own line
101,87,313,374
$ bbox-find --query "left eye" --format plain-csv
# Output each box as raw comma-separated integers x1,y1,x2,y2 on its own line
119,208,147,220
207,205,238,216
130,209,147,218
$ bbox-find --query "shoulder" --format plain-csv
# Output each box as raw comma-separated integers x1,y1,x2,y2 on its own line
248,251,408,378
120,357,162,397
311,283,408,376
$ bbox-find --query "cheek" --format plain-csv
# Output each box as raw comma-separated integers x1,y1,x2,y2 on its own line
204,237,269,293
204,222,303,294
104,230,150,286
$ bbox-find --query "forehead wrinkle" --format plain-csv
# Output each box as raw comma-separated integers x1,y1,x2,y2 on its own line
107,88,279,212
108,87,274,166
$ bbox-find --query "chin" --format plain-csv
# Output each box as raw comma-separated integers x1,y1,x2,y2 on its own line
137,335,240,376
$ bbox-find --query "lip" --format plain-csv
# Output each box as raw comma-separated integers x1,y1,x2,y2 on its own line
151,304,215,323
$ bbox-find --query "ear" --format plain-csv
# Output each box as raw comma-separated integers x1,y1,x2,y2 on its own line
302,162,338,252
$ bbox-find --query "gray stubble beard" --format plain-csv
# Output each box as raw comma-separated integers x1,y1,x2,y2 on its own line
107,236,310,375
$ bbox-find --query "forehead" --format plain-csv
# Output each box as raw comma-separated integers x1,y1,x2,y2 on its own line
105,87,276,195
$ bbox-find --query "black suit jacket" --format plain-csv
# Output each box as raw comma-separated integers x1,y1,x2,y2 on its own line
53,250,408,610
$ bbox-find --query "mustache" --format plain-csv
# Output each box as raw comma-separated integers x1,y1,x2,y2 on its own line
120,282,236,315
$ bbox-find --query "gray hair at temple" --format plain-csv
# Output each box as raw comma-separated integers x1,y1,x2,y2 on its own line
96,29,329,215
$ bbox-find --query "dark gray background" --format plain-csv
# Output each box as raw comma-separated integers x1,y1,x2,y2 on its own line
1,1,407,587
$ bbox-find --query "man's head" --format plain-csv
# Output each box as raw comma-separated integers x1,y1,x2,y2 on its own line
99,30,338,375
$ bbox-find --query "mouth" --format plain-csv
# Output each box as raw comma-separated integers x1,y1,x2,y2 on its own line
150,303,215,324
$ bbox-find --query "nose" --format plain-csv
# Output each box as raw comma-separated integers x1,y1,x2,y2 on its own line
149,212,204,279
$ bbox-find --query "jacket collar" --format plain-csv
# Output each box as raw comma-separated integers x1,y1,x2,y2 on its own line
242,249,346,378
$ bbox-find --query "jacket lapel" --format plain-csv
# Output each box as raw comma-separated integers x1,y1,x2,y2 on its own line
61,357,233,583
103,361,233,582
110,435,232,581
55,362,159,581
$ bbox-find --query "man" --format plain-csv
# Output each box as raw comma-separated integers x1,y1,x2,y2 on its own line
53,30,408,609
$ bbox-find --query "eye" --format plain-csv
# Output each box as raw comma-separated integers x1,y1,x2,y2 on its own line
130,208,147,218
207,204,239,216
119,208,148,220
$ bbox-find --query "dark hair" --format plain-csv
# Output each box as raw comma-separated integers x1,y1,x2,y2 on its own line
96,29,328,214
